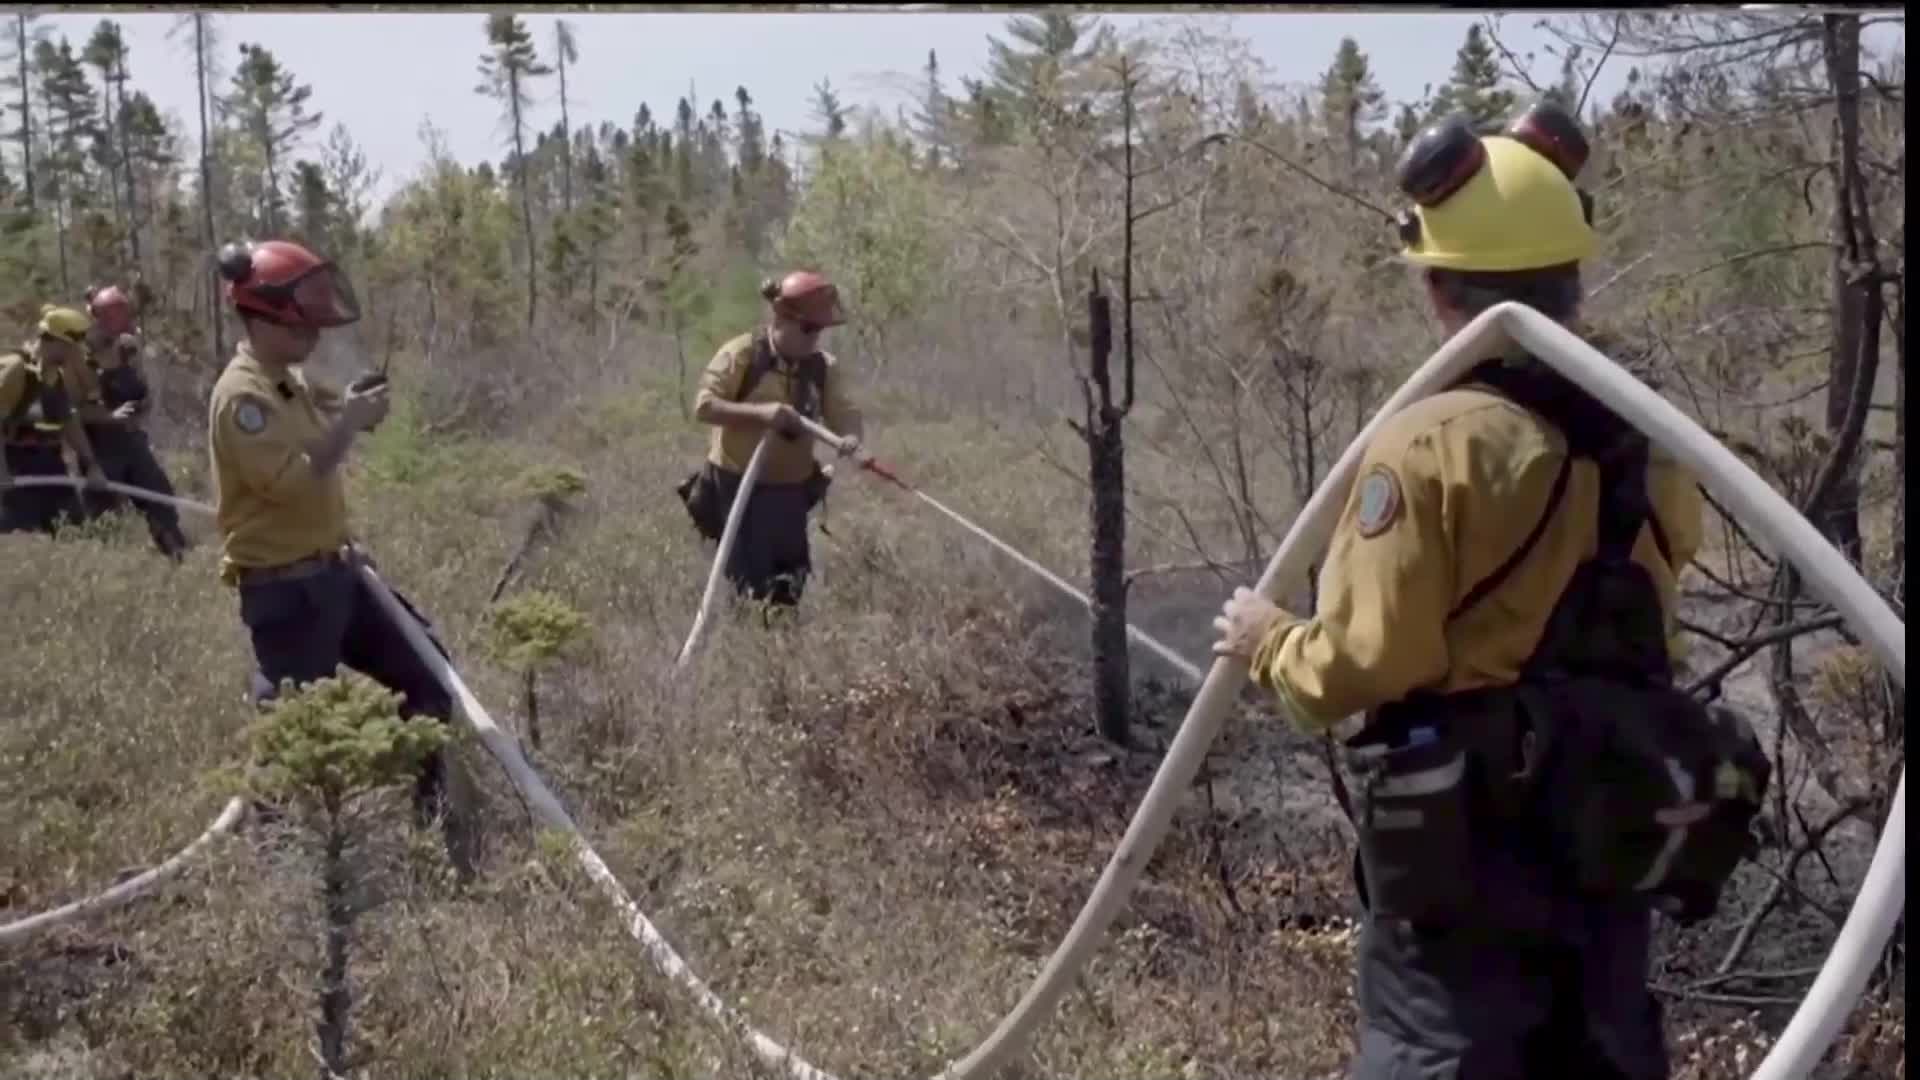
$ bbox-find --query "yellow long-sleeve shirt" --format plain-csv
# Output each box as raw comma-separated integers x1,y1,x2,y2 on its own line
1251,381,1705,732
207,342,351,582
694,330,862,486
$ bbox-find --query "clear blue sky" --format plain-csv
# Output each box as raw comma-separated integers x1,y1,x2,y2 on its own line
29,10,1643,208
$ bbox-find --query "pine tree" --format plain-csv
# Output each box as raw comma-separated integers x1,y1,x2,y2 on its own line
1429,25,1515,130
476,12,550,329
82,20,133,265
671,97,696,200
981,12,1114,135
230,42,322,235
911,49,956,169
811,78,846,141
3,14,40,212
552,18,577,215
734,86,764,176
36,37,97,294
1544,45,1586,115
1318,37,1385,172
293,159,334,250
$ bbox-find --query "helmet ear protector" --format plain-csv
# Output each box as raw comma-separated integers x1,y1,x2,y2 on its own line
1393,100,1597,249
217,239,362,329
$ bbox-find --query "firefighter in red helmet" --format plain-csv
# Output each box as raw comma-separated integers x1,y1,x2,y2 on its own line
679,269,865,609
208,238,470,876
66,282,190,559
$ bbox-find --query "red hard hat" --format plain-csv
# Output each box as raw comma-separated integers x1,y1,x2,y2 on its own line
217,239,362,328
86,285,135,335
763,270,846,328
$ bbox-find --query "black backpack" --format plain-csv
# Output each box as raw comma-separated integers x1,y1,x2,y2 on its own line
1475,359,1771,924
1347,358,1771,928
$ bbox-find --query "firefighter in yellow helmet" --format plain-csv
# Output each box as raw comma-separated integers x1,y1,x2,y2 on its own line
1,306,108,534
1214,102,1766,1080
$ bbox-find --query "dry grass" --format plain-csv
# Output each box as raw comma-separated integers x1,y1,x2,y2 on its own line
0,336,1903,1078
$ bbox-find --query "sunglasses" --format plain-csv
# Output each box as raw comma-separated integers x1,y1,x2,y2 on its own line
1394,102,1596,248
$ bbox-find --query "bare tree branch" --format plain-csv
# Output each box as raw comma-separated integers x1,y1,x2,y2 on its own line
1684,613,1847,698
1579,14,1626,116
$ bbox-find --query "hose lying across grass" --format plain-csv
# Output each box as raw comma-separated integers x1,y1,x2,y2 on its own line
0,301,1905,1080
0,792,245,949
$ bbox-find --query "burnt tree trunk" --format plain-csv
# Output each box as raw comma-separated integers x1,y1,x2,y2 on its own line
1081,61,1144,748
1814,13,1876,563
1085,361,1131,744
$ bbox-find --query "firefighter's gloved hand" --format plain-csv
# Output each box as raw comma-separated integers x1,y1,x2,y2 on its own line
835,433,863,460
112,401,138,422
82,464,109,492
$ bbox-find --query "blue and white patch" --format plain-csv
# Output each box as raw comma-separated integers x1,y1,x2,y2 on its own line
232,397,269,435
1354,465,1403,538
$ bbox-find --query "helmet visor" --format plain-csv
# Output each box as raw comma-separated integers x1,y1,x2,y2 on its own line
290,264,362,328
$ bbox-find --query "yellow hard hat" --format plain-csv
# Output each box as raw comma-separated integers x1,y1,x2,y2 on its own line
37,304,91,346
1394,102,1596,273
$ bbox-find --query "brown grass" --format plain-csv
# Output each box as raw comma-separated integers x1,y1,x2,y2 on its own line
0,328,1902,1078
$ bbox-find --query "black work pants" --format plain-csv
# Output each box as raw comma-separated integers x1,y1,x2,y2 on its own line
80,426,188,559
707,464,814,607
1349,856,1670,1080
241,561,456,824
1,442,85,535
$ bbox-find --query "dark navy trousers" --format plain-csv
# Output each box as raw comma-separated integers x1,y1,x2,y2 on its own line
241,561,455,819
1349,850,1670,1080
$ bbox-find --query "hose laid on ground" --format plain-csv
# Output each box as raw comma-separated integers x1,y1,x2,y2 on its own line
0,794,245,948
4,474,840,1077
355,560,843,1080
0,477,245,950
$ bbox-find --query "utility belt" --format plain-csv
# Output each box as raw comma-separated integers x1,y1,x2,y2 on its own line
3,424,65,449
675,458,831,544
234,543,357,587
1341,675,1770,929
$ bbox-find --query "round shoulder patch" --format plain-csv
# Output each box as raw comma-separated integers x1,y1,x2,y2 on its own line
231,396,270,435
1353,465,1403,539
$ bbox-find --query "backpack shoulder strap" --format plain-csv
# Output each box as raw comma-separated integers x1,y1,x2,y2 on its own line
733,331,778,403
1594,435,1652,564
735,331,830,418
1448,450,1573,621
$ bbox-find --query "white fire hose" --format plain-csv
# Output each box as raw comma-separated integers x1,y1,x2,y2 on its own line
922,302,1904,1080
0,794,245,948
0,302,1902,1080
674,430,1205,683
675,434,775,667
